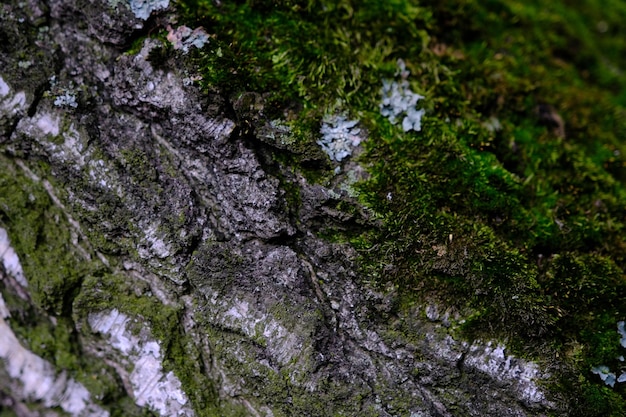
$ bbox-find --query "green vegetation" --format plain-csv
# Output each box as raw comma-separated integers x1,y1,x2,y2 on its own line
175,0,429,117
0,158,91,315
0,158,139,415
175,0,626,414
0,157,218,415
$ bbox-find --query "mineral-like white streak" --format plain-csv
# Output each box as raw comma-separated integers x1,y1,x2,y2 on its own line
19,112,90,168
0,228,109,416
35,112,61,136
0,294,9,319
138,222,172,260
464,341,547,405
0,228,27,288
88,309,194,416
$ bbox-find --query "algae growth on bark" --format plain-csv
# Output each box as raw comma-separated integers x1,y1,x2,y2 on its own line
1,0,625,416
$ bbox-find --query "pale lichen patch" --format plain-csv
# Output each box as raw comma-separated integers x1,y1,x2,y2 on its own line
17,112,91,167
138,222,172,260
219,297,304,368
0,322,108,417
34,112,61,136
88,309,194,417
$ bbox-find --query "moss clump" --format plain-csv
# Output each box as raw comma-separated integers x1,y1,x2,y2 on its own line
0,157,95,315
173,0,434,175
177,0,429,106
201,323,381,417
357,0,626,414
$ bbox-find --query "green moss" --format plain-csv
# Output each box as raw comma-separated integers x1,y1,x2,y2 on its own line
172,1,425,186
0,409,19,417
119,148,159,187
0,157,95,315
176,0,431,112
0,160,210,416
197,313,382,416
0,158,139,413
576,382,626,417
356,0,626,413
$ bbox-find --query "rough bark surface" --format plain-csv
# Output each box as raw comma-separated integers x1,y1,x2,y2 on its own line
0,1,561,416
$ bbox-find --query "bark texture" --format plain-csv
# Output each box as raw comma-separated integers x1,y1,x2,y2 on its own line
0,1,560,416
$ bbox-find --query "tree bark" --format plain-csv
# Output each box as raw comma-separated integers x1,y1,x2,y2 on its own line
0,1,559,416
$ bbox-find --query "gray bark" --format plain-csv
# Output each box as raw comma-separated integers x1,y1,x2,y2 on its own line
0,1,560,416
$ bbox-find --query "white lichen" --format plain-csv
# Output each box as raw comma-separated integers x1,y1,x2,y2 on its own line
88,309,193,416
379,59,425,132
317,114,364,162
34,112,61,136
0,324,109,416
0,228,28,288
462,341,548,405
0,76,10,96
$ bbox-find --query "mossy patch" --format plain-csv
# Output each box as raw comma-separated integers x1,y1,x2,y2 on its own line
4,0,624,413
201,323,381,416
0,157,95,315
0,157,209,415
0,157,138,413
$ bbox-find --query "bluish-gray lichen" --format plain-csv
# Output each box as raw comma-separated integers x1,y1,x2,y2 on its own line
53,92,78,108
379,59,425,132
131,0,169,20
48,76,79,109
110,0,169,20
592,321,626,387
592,365,617,387
317,115,363,162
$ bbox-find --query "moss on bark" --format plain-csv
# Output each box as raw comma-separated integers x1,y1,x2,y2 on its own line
175,0,626,414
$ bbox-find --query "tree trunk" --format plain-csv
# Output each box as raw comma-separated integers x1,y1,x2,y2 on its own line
1,1,561,416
